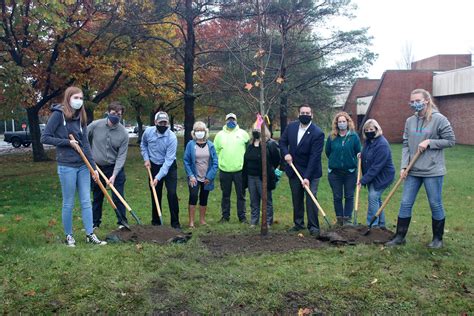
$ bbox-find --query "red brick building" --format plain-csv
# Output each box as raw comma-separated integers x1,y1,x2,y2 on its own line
343,54,474,145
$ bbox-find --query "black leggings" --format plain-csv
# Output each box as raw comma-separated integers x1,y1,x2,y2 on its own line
188,181,210,206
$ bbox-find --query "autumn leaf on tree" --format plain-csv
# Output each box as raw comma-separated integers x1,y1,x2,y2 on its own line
251,70,258,77
276,77,284,84
254,81,260,87
244,83,253,91
253,49,265,58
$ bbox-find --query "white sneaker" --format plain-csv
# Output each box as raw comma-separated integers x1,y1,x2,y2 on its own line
118,225,125,230
65,235,76,247
86,233,107,245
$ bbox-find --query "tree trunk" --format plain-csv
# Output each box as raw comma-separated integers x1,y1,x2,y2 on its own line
260,121,268,236
85,106,94,125
135,104,143,144
183,0,196,148
279,92,288,135
27,107,49,162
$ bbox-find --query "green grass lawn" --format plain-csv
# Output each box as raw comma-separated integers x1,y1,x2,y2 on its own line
1,141,473,313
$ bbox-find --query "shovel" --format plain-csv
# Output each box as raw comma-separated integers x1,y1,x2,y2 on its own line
353,155,362,226
364,150,421,235
146,166,163,225
96,166,142,225
68,135,131,231
290,163,331,228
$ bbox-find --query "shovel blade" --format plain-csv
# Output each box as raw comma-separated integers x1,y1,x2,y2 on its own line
130,211,142,225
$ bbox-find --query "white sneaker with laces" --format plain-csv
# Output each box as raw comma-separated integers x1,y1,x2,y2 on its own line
65,235,76,247
86,233,107,245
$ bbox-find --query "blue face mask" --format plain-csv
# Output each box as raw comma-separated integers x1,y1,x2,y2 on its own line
410,101,425,112
337,122,347,131
108,114,120,125
226,121,236,129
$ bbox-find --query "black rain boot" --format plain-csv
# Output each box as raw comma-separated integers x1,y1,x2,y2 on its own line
428,218,445,249
342,217,353,226
385,217,411,246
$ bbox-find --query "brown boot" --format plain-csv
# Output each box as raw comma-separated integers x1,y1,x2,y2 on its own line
199,205,207,225
188,205,196,228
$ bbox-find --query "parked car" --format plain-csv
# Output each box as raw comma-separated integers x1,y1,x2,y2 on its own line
4,124,45,148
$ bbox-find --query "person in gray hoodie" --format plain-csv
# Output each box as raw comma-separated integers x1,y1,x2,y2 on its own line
386,88,455,249
41,86,106,247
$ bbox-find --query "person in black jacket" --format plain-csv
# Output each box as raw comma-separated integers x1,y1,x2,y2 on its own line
279,104,325,237
242,123,280,227
359,119,395,229
41,86,106,247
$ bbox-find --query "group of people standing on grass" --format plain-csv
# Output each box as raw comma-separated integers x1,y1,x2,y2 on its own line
42,86,455,249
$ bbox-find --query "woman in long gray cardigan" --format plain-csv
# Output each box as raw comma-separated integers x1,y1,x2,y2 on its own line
386,88,455,249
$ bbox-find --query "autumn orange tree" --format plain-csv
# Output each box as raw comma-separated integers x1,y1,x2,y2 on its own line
0,1,146,161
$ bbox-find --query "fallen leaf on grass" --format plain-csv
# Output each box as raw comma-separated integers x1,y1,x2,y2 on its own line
432,274,439,279
24,290,36,297
297,233,304,238
457,271,464,276
14,215,23,222
48,219,58,227
371,278,378,284
0,227,7,233
298,308,313,316
136,243,143,251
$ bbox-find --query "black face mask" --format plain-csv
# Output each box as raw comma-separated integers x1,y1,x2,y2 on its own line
156,125,168,134
365,131,376,140
252,131,260,139
299,115,312,125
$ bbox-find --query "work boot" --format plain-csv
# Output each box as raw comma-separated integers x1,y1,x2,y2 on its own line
188,205,196,228
336,216,343,226
342,217,353,226
199,206,207,225
385,217,411,247
428,218,445,249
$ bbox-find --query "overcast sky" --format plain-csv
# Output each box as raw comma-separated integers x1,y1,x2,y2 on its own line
344,0,474,79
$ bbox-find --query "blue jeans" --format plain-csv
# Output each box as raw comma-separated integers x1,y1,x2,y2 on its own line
366,184,386,227
58,164,94,235
248,175,274,225
328,170,357,218
399,175,445,220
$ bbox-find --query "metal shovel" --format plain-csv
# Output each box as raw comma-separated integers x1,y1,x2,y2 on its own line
364,150,421,235
68,135,131,231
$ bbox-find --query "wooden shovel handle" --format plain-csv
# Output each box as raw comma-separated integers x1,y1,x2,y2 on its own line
374,150,422,218
68,135,117,209
290,163,327,217
354,156,362,209
96,166,132,211
146,166,162,217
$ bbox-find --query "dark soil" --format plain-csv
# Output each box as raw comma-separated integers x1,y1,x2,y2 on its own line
105,225,192,244
319,225,394,245
201,226,394,255
104,225,393,254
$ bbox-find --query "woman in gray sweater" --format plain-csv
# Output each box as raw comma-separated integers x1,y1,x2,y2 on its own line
386,89,455,248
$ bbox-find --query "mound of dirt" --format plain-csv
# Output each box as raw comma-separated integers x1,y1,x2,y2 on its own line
200,226,394,255
319,226,394,245
200,233,325,255
105,225,192,244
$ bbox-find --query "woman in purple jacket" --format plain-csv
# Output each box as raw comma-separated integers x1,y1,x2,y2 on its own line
359,119,395,228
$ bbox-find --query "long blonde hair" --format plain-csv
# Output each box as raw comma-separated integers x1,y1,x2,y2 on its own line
330,111,355,139
411,88,438,122
62,86,87,126
191,121,209,141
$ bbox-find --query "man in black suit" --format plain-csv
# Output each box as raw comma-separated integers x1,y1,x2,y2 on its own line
279,104,325,237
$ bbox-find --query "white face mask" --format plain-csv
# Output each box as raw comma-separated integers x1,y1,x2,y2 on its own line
70,99,83,110
195,131,205,139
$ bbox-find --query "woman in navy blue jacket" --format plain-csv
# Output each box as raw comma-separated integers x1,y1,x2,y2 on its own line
359,119,395,228
183,121,218,227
